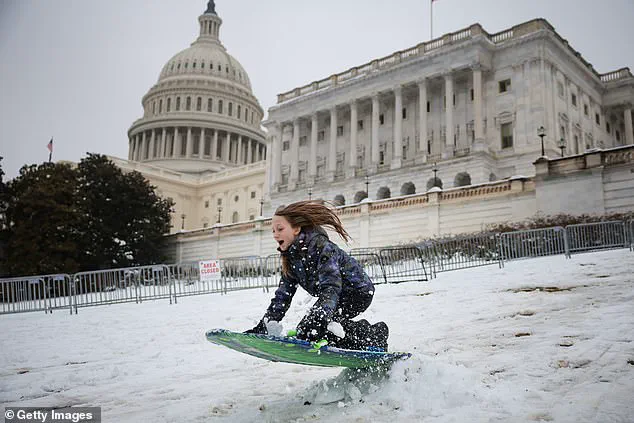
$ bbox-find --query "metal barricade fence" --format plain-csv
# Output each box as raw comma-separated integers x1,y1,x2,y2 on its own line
500,227,569,260
628,220,634,252
378,246,429,284
169,261,224,300
262,254,282,293
72,265,173,309
0,274,73,315
222,256,265,293
349,252,388,285
566,221,629,255
426,233,502,273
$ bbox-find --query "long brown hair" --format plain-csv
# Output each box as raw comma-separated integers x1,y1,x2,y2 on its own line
275,200,350,275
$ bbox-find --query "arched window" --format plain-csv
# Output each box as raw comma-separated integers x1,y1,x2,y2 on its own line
218,100,223,114
158,99,163,113
175,97,181,111
207,98,212,112
166,98,171,112
353,191,367,203
376,186,391,200
333,195,345,206
152,101,156,115
232,211,239,223
400,182,416,195
237,105,241,119
228,102,233,116
489,173,497,182
454,172,472,187
196,97,202,111
426,177,443,190
186,97,191,111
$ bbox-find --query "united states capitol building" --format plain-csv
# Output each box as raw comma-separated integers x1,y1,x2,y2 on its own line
112,1,634,259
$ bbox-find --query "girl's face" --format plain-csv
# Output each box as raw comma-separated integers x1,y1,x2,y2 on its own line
271,215,301,251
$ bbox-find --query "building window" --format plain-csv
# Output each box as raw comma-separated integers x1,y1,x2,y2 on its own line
453,94,456,106
282,141,290,151
557,81,564,97
175,97,181,111
234,195,239,202
379,114,385,125
337,125,344,136
357,120,364,130
249,215,254,221
250,191,256,199
186,96,191,111
443,96,446,109
595,113,600,125
251,111,255,124
427,139,432,154
427,101,431,113
152,101,156,115
318,130,325,141
184,62,188,69
244,107,249,122
228,102,233,116
204,200,209,208
217,198,222,206
316,164,325,177
402,108,407,119
498,79,511,93
237,105,241,119
159,99,163,113
501,122,513,148
218,100,223,114
207,98,213,112
571,93,577,107
196,97,202,111
299,135,307,146
606,122,611,134
167,98,171,112
281,173,288,185
203,223,208,228
616,130,621,142
584,104,589,116
379,150,385,165
298,169,306,182
470,88,474,102
232,212,239,223
193,61,197,69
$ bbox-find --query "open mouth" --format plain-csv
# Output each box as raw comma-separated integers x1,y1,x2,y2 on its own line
277,240,284,247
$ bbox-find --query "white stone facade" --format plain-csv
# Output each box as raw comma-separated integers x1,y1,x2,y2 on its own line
263,19,634,213
120,1,267,232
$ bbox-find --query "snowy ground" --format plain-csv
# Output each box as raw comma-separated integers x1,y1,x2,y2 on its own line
1,249,633,423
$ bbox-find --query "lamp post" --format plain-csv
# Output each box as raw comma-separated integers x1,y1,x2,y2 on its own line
216,206,222,224
537,126,546,157
364,175,370,199
557,137,567,157
259,198,264,217
307,187,312,200
180,213,186,230
432,162,439,187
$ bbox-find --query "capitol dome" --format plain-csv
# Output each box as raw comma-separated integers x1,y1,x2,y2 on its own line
127,0,266,175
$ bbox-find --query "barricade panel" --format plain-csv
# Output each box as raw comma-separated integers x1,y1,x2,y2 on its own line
500,227,567,260
426,233,501,272
378,246,429,283
566,221,628,254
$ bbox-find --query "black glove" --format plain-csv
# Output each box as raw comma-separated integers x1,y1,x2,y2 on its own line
244,319,267,335
296,308,329,342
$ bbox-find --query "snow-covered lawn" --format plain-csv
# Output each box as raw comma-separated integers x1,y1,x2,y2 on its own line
1,250,633,422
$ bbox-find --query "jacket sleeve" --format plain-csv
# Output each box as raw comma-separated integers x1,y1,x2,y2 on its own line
311,241,343,320
263,273,298,322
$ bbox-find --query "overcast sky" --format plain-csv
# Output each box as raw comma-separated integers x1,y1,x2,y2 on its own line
1,0,633,180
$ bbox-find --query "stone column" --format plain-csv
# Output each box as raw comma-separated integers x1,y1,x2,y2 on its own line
625,106,634,145
149,129,156,159
328,107,338,181
309,113,318,183
185,127,193,157
348,100,358,177
272,124,282,186
443,73,454,158
172,127,179,158
392,86,403,169
247,138,252,164
161,128,167,158
237,135,243,164
223,132,231,162
371,93,380,170
473,64,485,149
417,79,428,160
199,128,206,157
212,130,219,159
128,137,133,160
290,120,300,189
141,131,147,160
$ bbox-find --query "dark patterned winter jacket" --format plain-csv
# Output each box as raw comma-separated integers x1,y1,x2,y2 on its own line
263,227,374,322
